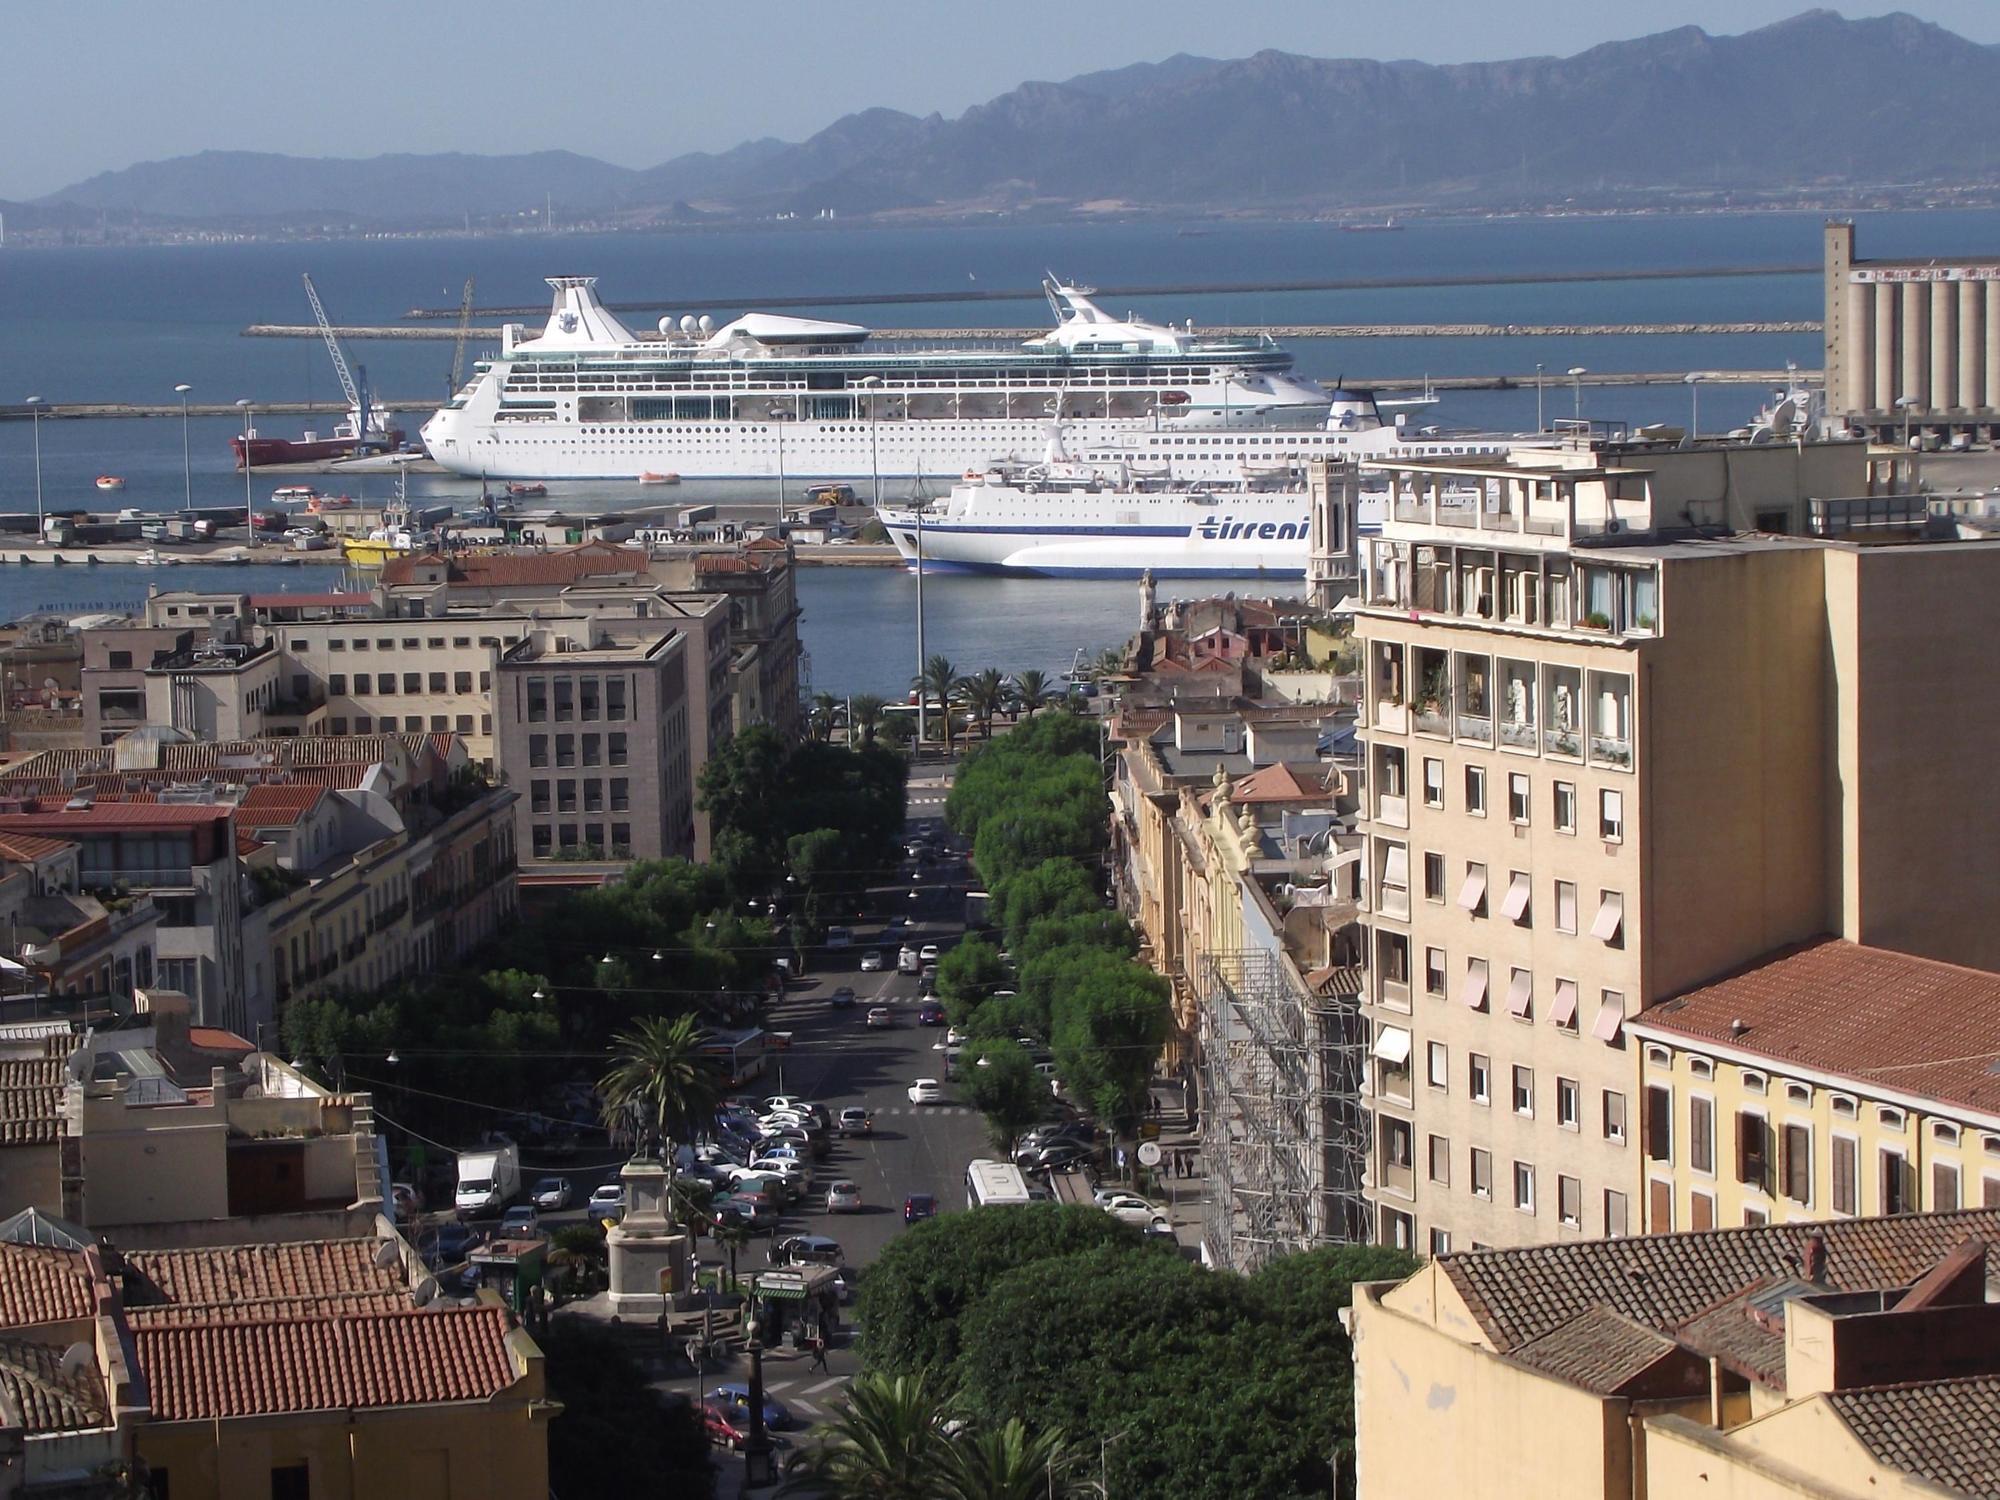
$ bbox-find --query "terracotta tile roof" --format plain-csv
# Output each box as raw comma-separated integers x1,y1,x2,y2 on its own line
0,1334,107,1432
247,593,374,610
0,749,111,777
125,1289,409,1327
237,784,328,827
1673,1279,1801,1388
1634,939,2000,1117
156,735,411,773
186,1027,253,1056
380,543,643,589
1507,1304,1700,1397
0,805,233,832
0,1057,67,1148
1828,1375,2000,1496
0,833,76,863
1227,761,1337,804
1441,1209,2000,1358
0,1244,94,1331
135,1305,519,1419
122,1239,404,1315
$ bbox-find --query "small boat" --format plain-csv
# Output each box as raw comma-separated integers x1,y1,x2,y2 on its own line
637,471,680,485
506,481,547,498
305,493,357,513
132,549,179,567
271,486,320,505
95,476,125,491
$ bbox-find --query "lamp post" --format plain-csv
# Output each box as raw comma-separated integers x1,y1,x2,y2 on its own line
174,384,193,511
1567,367,1587,421
914,499,927,752
235,398,254,516
1683,372,1705,437
22,397,43,533
1534,363,1545,431
766,403,788,524
1895,393,1921,451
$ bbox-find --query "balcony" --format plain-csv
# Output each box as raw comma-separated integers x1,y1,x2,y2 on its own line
1377,882,1410,921
1373,698,1408,735
1589,733,1633,769
1374,793,1408,829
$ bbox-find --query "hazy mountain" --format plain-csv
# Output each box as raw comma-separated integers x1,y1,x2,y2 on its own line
35,12,2000,227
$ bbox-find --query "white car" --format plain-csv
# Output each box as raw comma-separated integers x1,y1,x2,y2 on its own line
763,1096,812,1115
826,1180,862,1212
1099,1194,1168,1229
920,943,940,962
751,1158,811,1186
907,1079,946,1105
945,1026,968,1047
588,1184,625,1220
859,950,884,972
866,1007,896,1028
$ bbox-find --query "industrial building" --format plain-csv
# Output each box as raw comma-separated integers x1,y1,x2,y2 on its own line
1824,220,2000,444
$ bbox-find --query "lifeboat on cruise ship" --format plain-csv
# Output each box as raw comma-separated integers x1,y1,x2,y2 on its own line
637,471,680,485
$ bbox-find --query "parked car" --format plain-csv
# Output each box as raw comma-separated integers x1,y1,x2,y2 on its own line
917,1000,946,1025
391,1182,423,1219
1097,1194,1168,1228
771,1234,844,1268
428,1219,477,1266
944,1026,969,1047
838,1107,873,1135
904,1193,939,1224
749,1158,811,1191
919,943,940,962
712,1382,793,1431
907,1079,946,1105
859,950,884,973
530,1176,572,1212
898,945,921,974
588,1183,626,1221
702,1399,754,1449
826,1180,862,1213
763,1096,814,1115
829,986,857,1009
711,1195,779,1233
498,1204,542,1239
1019,1141,1093,1173
866,1007,896,1029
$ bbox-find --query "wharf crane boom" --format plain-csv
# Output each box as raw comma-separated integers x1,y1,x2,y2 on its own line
448,277,476,398
302,273,361,411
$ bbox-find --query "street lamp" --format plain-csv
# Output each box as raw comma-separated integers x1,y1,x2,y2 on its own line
1683,371,1720,437
1534,363,1545,431
766,403,789,523
1567,367,1587,421
174,384,193,511
1895,393,1922,451
234,398,254,515
22,397,43,533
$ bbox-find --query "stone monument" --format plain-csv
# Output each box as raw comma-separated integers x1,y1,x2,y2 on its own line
605,1156,694,1317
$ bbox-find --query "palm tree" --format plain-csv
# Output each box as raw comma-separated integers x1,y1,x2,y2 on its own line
960,668,1009,739
850,693,888,745
811,691,841,742
1009,669,1054,719
778,1374,947,1499
934,1419,1094,1500
915,654,964,754
597,1013,723,1168
1091,646,1124,682
711,1216,753,1294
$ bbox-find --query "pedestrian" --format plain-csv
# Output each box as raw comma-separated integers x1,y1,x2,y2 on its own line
809,1335,830,1373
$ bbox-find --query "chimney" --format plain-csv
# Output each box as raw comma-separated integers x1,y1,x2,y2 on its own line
1801,1232,1827,1284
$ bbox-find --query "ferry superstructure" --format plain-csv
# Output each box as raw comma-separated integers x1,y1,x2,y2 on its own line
419,276,1332,482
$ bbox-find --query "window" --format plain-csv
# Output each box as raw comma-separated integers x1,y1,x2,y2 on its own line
1933,1121,1961,1146
1557,1076,1579,1130
1832,1136,1859,1214
329,674,347,694
1737,1111,1772,1193
610,778,630,812
607,679,627,720
1591,890,1625,946
1553,781,1577,833
1742,1071,1768,1096
1468,1053,1490,1105
355,716,372,734
583,779,604,814
1428,1134,1451,1185
1644,1086,1672,1161
1552,978,1580,1031
1878,1106,1906,1133
1512,1065,1534,1116
580,678,601,720
271,1466,309,1500
1604,1189,1628,1238
1881,1149,1913,1214
556,735,576,768
1422,758,1444,808
1460,957,1489,1011
1689,1057,1714,1080
1508,772,1530,824
454,671,473,693
1512,1161,1536,1214
530,780,550,814
1690,1190,1716,1231
1782,1123,1812,1205
404,715,422,732
1457,862,1487,917
612,822,631,852
1470,1148,1492,1198
428,671,446,693
529,735,548,768
582,733,601,767
1423,946,1446,998
1599,788,1623,841
1559,1175,1582,1229
527,681,548,722
330,718,348,735
557,781,577,813
1690,1095,1715,1175
554,680,574,721
456,713,472,734
609,732,628,766
1554,880,1577,934
1502,871,1531,926
1934,1160,1961,1212
376,673,396,695
1422,850,1446,902
1786,1082,1812,1107
1426,1040,1448,1090
1428,1228,1452,1256
1464,765,1487,816
403,673,421,693
354,672,373,694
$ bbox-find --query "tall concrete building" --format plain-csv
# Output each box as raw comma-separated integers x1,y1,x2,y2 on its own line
1351,433,2000,1254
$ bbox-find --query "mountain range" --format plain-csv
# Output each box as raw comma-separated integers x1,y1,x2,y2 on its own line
23,11,2000,230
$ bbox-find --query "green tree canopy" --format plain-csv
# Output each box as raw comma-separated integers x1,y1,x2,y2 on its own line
989,859,1099,952
1047,954,1173,1136
935,938,1009,1025
960,1040,1047,1150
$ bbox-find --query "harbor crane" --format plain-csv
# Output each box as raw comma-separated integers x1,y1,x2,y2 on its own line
301,271,391,452
447,277,476,401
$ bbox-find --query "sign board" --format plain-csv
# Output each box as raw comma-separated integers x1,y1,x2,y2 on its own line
1138,1141,1163,1168
767,1031,794,1052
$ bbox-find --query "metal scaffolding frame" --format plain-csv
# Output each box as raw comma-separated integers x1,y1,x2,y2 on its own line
1197,947,1370,1273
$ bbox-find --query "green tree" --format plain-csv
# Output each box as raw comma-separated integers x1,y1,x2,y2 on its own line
959,668,1010,740
777,1373,946,1500
960,1040,1046,1151
916,654,964,753
989,859,1098,952
880,714,917,749
934,938,1008,1025
1014,910,1136,968
933,1418,1094,1500
598,1014,723,1174
1008,670,1055,718
811,691,841,742
850,693,888,745
543,1319,714,1499
856,1205,1142,1379
1047,955,1173,1140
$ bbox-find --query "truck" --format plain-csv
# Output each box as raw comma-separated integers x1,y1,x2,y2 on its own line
965,1158,1033,1210
454,1144,520,1216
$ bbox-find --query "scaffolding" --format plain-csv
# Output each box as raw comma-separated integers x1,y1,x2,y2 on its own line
1197,947,1370,1273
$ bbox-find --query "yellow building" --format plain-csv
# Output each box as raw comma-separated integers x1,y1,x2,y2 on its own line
1353,435,2000,1253
1350,1207,2000,1500
1629,938,2000,1233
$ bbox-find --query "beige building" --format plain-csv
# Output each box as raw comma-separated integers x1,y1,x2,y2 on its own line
1352,434,2000,1253
1350,1208,2000,1500
1629,938,2000,1234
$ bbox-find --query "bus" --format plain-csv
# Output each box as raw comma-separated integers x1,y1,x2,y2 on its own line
965,1159,1032,1210
696,1027,766,1089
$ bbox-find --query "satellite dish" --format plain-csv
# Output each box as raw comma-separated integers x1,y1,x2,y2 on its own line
373,1240,400,1268
656,317,673,336
1769,397,1800,434
414,1276,437,1306
60,1343,92,1377
697,315,713,334
679,314,697,335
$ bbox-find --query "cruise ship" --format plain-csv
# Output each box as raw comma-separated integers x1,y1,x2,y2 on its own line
419,276,1333,481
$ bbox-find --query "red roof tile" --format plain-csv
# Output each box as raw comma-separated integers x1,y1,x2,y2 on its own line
0,805,232,831
0,1245,94,1331
0,1057,67,1148
134,1306,520,1419
0,1334,108,1432
380,542,642,589
1634,939,2000,1117
1227,761,1337,804
247,593,374,610
0,833,76,863
186,1027,254,1056
122,1239,403,1313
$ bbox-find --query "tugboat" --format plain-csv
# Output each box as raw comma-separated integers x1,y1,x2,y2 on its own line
506,481,548,498
94,476,125,492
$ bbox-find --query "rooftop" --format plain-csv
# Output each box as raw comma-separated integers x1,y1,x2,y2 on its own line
1828,1374,2000,1497
0,1244,94,1332
380,541,645,590
121,1238,405,1322
0,1333,108,1433
1633,938,2000,1119
0,1056,68,1147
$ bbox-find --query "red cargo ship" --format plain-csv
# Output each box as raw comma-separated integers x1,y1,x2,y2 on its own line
231,407,405,469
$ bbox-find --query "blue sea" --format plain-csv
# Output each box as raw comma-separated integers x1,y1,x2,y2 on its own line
3,209,1998,693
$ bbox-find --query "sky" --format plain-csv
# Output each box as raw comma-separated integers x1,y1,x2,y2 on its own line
5,0,1999,200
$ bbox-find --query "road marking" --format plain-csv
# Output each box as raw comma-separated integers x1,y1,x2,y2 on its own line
805,1377,846,1395
792,1399,824,1418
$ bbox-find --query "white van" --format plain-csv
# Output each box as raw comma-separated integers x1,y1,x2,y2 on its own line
898,945,921,974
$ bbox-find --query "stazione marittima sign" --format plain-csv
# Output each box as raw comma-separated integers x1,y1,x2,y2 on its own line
1851,266,2000,283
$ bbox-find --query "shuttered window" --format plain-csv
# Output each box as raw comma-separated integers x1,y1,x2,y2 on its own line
1782,1124,1813,1205
1644,1086,1672,1162
1690,1096,1715,1175
1736,1111,1771,1191
1933,1162,1960,1213
1832,1136,1858,1215
1648,1177,1673,1232
1691,1190,1715,1231
1881,1150,1912,1214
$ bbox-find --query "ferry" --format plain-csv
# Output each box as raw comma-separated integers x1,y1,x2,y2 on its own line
420,274,1333,482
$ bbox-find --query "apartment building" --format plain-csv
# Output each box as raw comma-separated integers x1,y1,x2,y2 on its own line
1350,1209,2000,1500
493,616,693,865
1629,939,2000,1233
1352,434,2000,1254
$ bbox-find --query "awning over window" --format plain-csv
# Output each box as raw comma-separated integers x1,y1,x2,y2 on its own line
1550,978,1579,1029
752,1281,811,1301
1372,1026,1412,1065
1456,867,1487,912
1501,872,1531,922
1459,961,1489,1010
1382,844,1409,889
1592,998,1624,1042
1506,968,1533,1018
1591,891,1625,942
